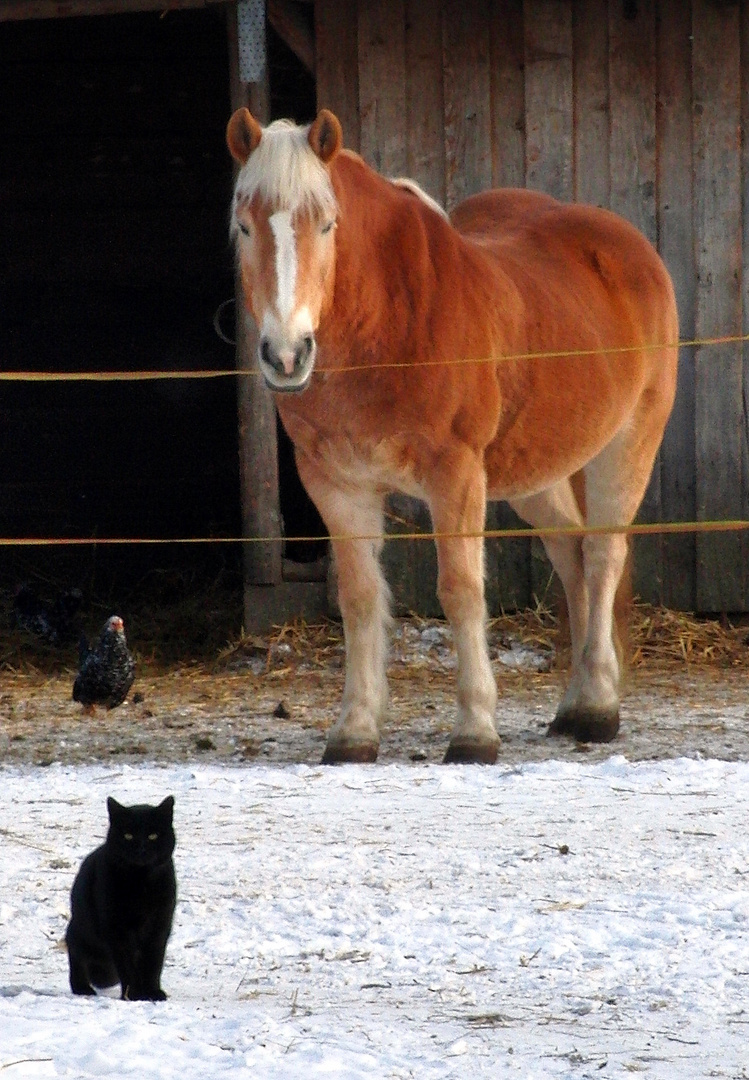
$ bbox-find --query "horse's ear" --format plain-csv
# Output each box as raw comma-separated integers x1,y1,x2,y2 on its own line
308,109,342,165
227,108,263,165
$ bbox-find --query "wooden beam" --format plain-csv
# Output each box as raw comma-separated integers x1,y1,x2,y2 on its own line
405,0,445,204
489,0,524,190
443,0,492,208
608,1,661,604
657,0,696,610
572,0,608,208
523,0,573,607
693,0,745,611
227,2,283,588
267,0,314,74
314,0,359,150
524,0,573,201
0,0,226,19
358,0,406,175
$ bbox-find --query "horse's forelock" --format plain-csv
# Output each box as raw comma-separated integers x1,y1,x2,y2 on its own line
232,119,338,225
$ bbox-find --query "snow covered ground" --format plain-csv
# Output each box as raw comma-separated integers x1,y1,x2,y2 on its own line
1,758,748,1078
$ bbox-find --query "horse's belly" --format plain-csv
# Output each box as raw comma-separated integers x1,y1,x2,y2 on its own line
484,394,634,500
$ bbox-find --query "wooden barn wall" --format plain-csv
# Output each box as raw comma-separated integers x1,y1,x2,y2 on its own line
315,0,749,615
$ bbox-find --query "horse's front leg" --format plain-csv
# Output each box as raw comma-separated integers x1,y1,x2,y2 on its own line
296,454,389,763
428,456,499,764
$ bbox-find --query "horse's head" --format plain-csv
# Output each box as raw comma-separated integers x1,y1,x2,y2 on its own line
227,109,342,393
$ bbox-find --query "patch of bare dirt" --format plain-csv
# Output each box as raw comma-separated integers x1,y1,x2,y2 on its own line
1,607,748,767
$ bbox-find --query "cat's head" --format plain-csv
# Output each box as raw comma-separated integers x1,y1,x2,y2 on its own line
106,795,176,868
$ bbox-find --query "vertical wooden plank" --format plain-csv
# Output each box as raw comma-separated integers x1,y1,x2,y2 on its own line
524,0,573,200
404,0,445,204
354,0,430,611
608,2,661,603
443,0,517,614
693,0,744,611
314,0,360,150
657,0,696,610
486,0,531,612
741,2,749,610
608,3,656,237
227,4,282,590
572,0,609,208
383,494,441,618
358,0,407,174
489,0,525,189
523,0,573,605
443,0,493,209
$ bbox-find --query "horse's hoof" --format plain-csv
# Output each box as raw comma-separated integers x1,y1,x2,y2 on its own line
443,737,499,765
547,709,620,743
321,738,379,764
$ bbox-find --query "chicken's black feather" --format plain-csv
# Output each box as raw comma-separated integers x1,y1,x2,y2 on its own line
73,616,135,710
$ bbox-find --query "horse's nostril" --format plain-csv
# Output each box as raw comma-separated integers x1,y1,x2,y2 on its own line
260,339,283,373
295,336,315,369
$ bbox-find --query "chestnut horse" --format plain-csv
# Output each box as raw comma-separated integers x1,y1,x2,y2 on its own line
226,108,678,765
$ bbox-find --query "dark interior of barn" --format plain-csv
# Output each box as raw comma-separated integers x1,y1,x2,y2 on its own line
0,6,322,661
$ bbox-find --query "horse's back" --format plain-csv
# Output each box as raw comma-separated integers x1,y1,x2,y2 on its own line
450,188,677,343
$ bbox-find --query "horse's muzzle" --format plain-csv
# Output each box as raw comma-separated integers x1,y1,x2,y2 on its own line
258,335,316,393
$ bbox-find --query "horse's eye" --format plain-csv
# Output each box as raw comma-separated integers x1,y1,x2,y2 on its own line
237,221,250,238
321,220,335,235
148,833,158,841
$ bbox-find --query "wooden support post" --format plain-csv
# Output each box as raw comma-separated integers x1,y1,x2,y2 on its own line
227,3,283,590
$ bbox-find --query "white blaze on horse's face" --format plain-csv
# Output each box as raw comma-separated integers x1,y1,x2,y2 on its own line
226,108,342,394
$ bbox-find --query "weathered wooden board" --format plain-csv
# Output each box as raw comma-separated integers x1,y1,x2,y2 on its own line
443,0,492,209
315,0,360,149
404,0,445,204
572,0,608,207
743,0,749,568
608,2,661,604
229,9,283,587
383,495,441,618
522,0,572,605
656,0,696,611
358,0,406,175
693,0,745,611
485,0,531,610
0,0,226,19
524,0,573,200
489,0,524,190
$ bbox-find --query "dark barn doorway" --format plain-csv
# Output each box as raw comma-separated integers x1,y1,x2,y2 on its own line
0,6,326,656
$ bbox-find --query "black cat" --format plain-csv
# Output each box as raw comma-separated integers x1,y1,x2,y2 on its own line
66,795,177,1001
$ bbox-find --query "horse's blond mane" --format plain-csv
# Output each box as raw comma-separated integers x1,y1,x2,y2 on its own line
389,177,449,221
231,119,338,230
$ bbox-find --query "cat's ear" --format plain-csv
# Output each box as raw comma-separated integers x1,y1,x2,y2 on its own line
107,796,123,819
159,796,175,820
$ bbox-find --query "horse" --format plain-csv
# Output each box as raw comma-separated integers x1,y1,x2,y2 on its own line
226,107,679,765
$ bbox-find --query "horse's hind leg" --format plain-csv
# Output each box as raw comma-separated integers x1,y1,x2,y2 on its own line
509,480,589,669
296,454,389,763
428,453,499,764
550,425,663,743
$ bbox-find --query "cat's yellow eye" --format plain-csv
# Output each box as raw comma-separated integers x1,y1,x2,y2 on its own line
124,833,133,840
148,833,158,841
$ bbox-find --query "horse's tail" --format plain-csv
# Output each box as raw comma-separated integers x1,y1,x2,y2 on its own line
562,470,632,672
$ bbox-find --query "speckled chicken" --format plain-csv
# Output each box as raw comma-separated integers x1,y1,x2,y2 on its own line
73,616,135,713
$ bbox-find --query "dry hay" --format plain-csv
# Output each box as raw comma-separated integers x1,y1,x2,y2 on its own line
214,600,749,682
1,561,747,684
